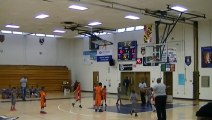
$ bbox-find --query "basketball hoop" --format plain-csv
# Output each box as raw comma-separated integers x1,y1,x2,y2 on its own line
149,57,155,66
144,43,168,64
150,60,156,66
102,43,107,50
91,38,113,50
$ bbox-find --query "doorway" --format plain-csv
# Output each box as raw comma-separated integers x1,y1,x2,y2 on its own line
121,72,134,96
120,72,150,96
163,72,173,95
93,71,99,88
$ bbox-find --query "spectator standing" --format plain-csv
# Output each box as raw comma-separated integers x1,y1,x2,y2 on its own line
123,76,130,95
20,76,27,101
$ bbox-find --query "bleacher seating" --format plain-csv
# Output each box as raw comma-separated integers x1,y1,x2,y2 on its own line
0,65,71,93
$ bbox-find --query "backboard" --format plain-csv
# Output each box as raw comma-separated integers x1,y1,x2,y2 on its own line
143,43,168,64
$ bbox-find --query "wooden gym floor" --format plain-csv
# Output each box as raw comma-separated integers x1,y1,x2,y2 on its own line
0,92,206,120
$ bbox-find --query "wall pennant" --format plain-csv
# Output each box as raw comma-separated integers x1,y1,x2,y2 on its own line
185,56,191,66
143,24,153,43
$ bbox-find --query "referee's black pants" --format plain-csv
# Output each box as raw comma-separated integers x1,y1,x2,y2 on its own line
140,91,146,104
155,95,167,120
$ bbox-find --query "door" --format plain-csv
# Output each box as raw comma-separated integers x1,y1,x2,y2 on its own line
93,71,99,88
121,72,134,96
163,72,173,95
120,72,150,95
135,72,150,94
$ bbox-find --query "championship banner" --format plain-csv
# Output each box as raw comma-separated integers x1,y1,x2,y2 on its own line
144,24,153,43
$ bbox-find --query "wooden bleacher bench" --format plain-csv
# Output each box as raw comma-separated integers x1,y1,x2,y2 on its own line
0,65,71,94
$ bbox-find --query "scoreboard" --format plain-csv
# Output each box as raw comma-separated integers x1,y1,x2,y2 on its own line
118,41,137,61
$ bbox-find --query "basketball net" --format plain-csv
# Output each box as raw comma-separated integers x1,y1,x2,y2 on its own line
151,55,158,66
102,43,107,50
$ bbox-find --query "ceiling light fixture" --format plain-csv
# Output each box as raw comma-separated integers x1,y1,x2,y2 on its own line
13,31,23,35
126,27,135,31
1,30,12,34
69,5,88,10
35,14,49,19
117,28,125,33
53,30,66,33
99,32,106,35
135,26,144,30
55,35,62,38
94,32,99,36
74,35,86,38
5,25,20,28
124,15,140,20
36,34,45,36
22,32,29,35
88,22,102,26
171,6,187,12
46,35,55,37
30,34,36,36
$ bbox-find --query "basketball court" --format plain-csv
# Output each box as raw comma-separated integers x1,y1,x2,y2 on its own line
0,92,206,120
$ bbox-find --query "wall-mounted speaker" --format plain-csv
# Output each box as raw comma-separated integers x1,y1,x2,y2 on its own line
39,38,44,45
109,59,115,66
0,35,5,43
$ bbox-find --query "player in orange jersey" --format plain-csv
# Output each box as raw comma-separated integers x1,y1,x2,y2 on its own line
39,86,47,114
94,82,103,112
72,82,82,108
102,85,107,107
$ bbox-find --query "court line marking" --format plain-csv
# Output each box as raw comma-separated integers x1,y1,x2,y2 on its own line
58,103,95,117
57,102,128,118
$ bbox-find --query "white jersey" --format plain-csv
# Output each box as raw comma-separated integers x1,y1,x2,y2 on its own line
139,82,147,91
20,77,27,87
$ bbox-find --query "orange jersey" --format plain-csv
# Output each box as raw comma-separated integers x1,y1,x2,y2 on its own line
95,86,102,98
102,88,106,99
40,91,46,107
75,85,81,100
95,86,102,106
